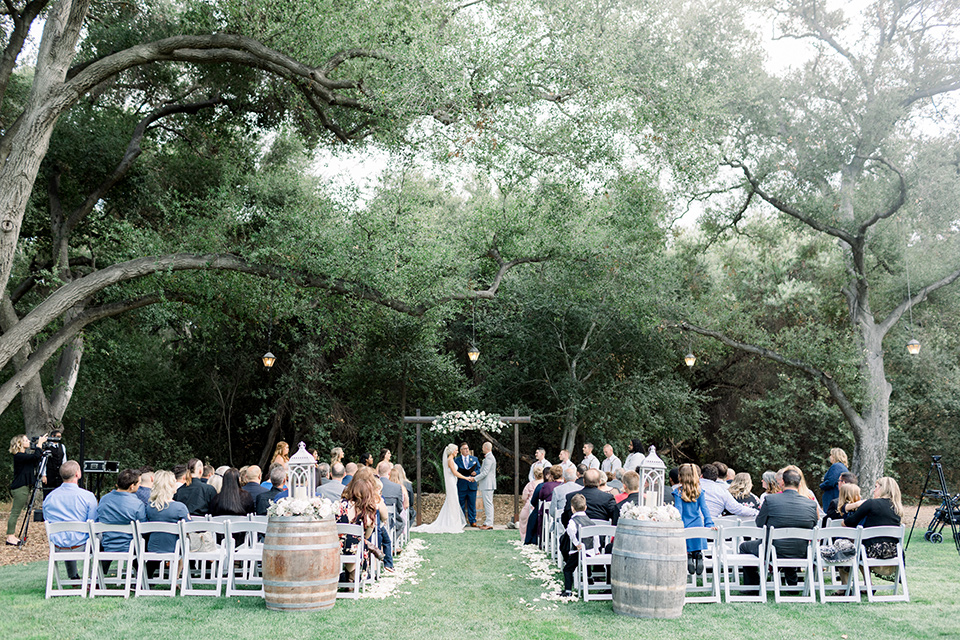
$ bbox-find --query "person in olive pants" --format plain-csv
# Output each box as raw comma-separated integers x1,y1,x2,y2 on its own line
7,434,45,544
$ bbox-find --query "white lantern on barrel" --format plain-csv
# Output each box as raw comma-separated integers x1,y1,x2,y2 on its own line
639,445,666,508
287,442,317,500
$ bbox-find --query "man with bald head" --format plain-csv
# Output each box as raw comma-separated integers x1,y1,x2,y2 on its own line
560,468,620,527
242,465,267,499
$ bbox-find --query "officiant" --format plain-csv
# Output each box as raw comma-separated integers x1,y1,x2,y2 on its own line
456,442,479,527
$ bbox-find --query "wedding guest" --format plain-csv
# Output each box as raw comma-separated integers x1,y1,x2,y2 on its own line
581,443,600,470
700,464,757,519
242,466,268,499
606,471,624,492
597,471,616,495
202,464,215,484
550,467,580,521
575,463,587,486
525,465,562,545
726,468,736,483
337,467,386,582
392,464,414,504
819,448,850,511
758,470,782,507
560,468,620,527
321,464,347,501
664,467,680,504
330,447,344,467
271,442,290,467
616,471,641,505
729,472,760,509
172,465,189,490
379,448,392,465
560,494,595,597
43,461,98,580
519,466,543,538
208,465,229,493
144,470,190,578
343,462,358,485
712,461,729,482
255,465,287,515
842,477,903,570
824,482,860,524
360,452,375,468
600,444,622,475
781,464,823,519
135,467,154,505
388,465,411,527
674,463,713,575
174,461,216,516
210,468,255,516
317,463,331,486
97,469,146,571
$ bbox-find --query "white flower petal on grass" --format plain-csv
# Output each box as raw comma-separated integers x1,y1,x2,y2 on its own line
358,538,428,600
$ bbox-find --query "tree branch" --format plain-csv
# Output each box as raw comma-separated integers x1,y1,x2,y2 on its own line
677,320,863,430
879,264,960,335
856,156,907,234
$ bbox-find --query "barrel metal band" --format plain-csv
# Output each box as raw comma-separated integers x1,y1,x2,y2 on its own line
263,576,338,587
613,549,684,562
263,543,340,551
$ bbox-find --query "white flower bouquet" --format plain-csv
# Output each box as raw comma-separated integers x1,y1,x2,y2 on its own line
266,495,335,519
619,502,682,522
430,410,505,434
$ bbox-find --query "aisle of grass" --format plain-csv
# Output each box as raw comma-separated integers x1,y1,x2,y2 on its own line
1,530,959,640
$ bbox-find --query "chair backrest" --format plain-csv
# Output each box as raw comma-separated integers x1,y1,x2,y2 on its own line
224,519,266,548
92,522,135,536
859,524,904,543
134,521,181,537
683,526,718,542
180,520,226,535
816,525,858,543
719,525,765,541
768,527,817,542
579,524,617,549
824,518,844,528
46,520,92,538
248,515,268,523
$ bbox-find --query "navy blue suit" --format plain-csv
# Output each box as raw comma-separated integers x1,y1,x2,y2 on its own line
456,454,479,525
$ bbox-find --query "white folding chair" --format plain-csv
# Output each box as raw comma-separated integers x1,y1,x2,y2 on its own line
44,521,92,598
337,523,365,599
579,525,616,601
89,522,137,598
815,525,861,603
542,510,554,557
684,527,721,604
225,519,266,597
766,527,817,603
179,520,226,596
133,521,182,597
859,525,909,602
719,525,767,603
249,515,268,524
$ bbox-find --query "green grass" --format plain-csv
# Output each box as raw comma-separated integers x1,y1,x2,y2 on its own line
2,530,959,640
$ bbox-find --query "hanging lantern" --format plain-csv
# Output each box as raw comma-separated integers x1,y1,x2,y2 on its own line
262,351,276,368
906,339,921,355
467,345,480,363
684,352,696,367
287,442,317,500
639,445,666,508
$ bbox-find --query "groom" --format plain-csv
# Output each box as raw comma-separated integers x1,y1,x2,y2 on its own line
456,442,479,527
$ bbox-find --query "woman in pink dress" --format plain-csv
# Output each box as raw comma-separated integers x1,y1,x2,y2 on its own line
518,465,544,537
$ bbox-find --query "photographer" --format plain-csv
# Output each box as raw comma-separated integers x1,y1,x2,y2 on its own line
6,433,46,545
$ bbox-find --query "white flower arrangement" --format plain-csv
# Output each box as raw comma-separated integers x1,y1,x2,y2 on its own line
430,410,505,434
266,495,335,520
619,502,682,522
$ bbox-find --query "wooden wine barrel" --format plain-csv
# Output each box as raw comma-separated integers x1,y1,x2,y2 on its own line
262,516,340,611
611,518,686,618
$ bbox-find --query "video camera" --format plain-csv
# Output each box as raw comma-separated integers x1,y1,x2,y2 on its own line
28,433,61,453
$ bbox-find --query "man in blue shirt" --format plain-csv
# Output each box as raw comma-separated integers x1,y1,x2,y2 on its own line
43,460,98,580
97,468,146,573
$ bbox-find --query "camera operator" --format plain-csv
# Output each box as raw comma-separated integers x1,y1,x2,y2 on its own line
6,433,46,545
40,429,66,495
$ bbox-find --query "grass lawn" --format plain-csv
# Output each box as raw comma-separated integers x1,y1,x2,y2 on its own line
1,529,957,640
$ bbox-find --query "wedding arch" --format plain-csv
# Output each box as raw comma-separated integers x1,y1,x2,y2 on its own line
403,409,532,525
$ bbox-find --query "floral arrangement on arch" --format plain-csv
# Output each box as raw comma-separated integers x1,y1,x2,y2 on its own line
430,410,505,434
267,495,335,519
619,502,682,522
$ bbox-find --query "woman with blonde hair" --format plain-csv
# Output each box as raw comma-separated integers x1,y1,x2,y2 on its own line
728,472,760,509
819,447,849,511
518,465,543,539
825,482,861,523
330,447,344,467
673,463,713,575
842,477,903,560
6,434,45,545
145,470,191,574
271,441,290,467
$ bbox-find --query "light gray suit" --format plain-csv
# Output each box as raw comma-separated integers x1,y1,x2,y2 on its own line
475,452,497,527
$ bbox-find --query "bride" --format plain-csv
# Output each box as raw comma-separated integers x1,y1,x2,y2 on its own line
411,443,471,534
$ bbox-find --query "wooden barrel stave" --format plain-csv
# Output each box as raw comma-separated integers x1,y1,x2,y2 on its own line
611,519,686,619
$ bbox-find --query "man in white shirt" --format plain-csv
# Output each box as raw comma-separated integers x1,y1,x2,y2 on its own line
601,444,622,475
550,467,580,520
700,463,758,519
581,443,600,470
528,448,551,483
558,449,575,474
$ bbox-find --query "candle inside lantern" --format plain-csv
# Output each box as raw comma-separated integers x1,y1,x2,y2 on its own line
644,491,657,508
293,486,307,500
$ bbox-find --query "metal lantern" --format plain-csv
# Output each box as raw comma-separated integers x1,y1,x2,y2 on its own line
907,339,920,355
467,345,480,362
287,442,317,500
684,352,696,367
262,351,276,368
639,445,666,508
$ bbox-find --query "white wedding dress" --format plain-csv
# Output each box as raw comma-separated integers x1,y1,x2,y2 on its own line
411,453,466,534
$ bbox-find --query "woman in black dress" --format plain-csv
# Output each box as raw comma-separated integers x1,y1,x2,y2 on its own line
842,476,903,559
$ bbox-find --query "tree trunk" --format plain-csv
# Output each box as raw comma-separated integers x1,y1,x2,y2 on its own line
852,321,892,491
396,362,407,465
560,403,578,453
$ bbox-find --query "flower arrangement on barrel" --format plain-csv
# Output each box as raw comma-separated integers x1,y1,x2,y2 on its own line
430,410,505,434
266,495,335,519
619,502,682,522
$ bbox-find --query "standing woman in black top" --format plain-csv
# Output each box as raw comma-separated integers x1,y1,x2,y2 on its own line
842,476,904,559
6,434,46,544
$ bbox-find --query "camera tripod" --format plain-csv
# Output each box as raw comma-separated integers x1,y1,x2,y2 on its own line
14,449,51,548
906,455,960,557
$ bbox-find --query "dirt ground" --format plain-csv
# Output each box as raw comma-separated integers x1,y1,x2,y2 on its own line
0,498,944,568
